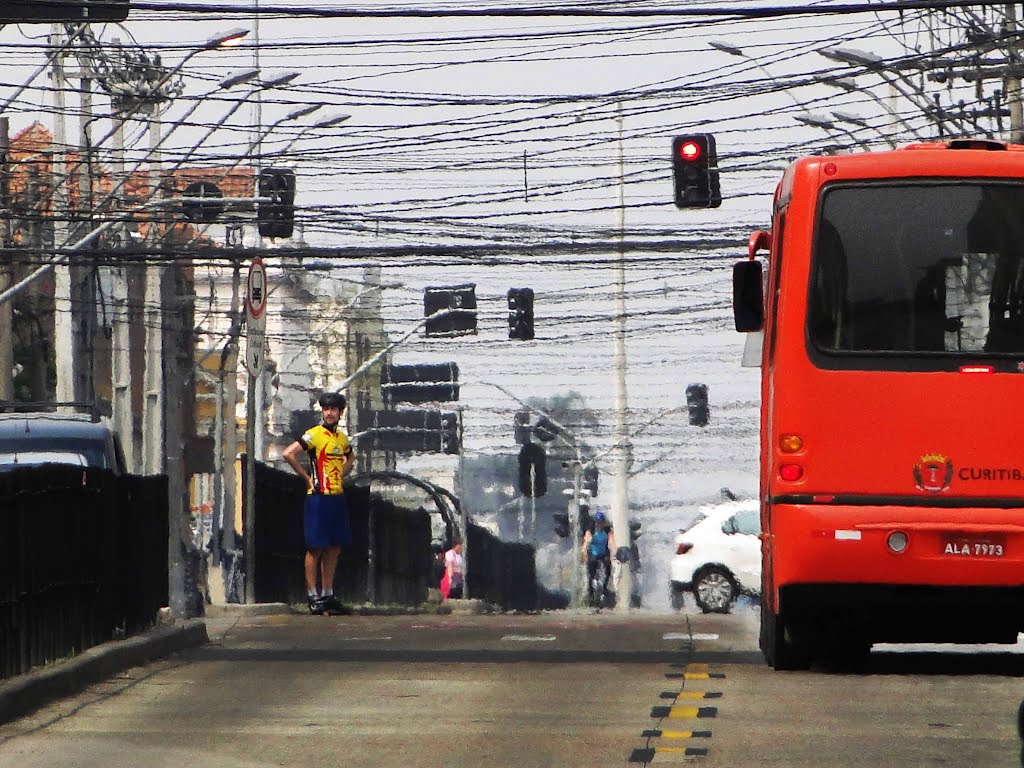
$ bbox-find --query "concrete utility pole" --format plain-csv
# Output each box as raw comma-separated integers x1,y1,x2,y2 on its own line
142,103,164,474
610,102,632,611
0,118,12,404
109,102,135,471
1006,4,1024,143
50,25,76,412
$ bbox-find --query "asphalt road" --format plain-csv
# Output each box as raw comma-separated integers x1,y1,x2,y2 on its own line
2,605,1023,767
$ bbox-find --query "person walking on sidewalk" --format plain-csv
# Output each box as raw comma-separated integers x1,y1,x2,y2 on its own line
282,391,355,615
441,541,465,600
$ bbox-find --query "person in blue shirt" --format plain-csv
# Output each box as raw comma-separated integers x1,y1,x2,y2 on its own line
581,511,616,605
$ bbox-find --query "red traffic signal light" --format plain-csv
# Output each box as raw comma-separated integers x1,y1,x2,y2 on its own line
672,134,721,209
678,140,702,162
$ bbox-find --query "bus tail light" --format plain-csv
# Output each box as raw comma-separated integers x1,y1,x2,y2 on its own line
779,434,803,453
676,543,693,555
779,464,803,481
887,531,909,554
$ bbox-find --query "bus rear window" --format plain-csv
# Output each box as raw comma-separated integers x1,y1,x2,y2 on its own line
808,182,1024,362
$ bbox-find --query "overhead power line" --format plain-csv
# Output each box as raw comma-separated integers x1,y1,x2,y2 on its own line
125,1,1024,21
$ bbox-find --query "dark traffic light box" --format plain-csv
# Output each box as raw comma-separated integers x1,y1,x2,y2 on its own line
2,1,129,21
382,362,459,405
672,134,721,209
257,168,296,239
508,288,535,340
424,285,478,337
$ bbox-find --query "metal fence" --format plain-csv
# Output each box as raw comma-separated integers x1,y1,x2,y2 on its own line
245,458,544,610
0,467,169,681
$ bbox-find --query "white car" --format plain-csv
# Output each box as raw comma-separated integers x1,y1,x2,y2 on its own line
669,499,761,614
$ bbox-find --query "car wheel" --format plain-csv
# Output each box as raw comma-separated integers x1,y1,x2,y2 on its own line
692,566,736,614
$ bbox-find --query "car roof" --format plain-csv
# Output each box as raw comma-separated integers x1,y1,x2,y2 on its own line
693,498,758,518
680,498,758,533
0,413,112,440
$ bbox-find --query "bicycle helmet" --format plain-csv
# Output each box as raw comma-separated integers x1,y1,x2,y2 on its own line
593,511,606,523
318,391,346,410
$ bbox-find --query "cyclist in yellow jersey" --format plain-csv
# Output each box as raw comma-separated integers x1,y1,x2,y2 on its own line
282,391,355,615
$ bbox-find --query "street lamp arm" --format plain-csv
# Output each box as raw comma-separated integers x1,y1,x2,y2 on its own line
464,379,585,463
334,307,472,393
0,195,276,307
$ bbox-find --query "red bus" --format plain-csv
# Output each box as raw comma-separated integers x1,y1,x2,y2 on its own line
733,139,1024,669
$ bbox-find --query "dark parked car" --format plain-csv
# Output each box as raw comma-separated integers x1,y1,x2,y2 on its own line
0,413,126,474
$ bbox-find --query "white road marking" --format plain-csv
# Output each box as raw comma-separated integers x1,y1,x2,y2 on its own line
501,634,557,642
662,632,719,641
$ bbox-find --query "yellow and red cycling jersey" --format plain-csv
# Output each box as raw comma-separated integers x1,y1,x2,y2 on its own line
298,424,352,495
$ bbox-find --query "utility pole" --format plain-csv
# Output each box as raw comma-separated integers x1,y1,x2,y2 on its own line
0,118,12,404
611,102,632,611
1006,4,1024,143
568,459,583,606
109,102,135,470
51,25,76,412
77,43,96,412
142,103,164,474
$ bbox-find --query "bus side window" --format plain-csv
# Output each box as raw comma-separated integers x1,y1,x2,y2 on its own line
762,212,786,364
809,219,848,350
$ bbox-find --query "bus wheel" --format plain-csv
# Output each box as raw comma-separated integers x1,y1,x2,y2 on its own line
760,597,812,671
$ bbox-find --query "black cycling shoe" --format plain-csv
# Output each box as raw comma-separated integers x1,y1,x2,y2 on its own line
308,596,326,615
321,595,350,615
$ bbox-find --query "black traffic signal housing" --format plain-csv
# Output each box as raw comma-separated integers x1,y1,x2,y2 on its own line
440,413,461,455
424,284,478,337
518,442,547,498
258,168,296,238
508,287,535,340
583,464,599,497
686,383,710,427
552,511,570,538
672,134,721,209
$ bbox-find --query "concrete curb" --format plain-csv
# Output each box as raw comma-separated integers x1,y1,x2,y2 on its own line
0,620,209,725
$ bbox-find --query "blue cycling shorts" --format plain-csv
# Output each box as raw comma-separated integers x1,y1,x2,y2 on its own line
303,493,352,549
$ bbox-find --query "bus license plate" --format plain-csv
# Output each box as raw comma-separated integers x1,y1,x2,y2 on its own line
942,536,1006,557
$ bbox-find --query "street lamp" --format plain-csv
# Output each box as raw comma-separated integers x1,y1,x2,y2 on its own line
708,38,814,115
794,113,872,152
202,28,249,50
261,71,301,89
819,46,943,139
220,67,261,90
313,113,351,130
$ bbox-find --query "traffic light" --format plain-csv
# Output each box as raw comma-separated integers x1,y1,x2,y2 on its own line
507,288,535,340
672,134,721,209
583,464,599,497
518,442,547,497
552,511,570,538
424,285,478,337
440,413,461,455
257,168,296,238
686,383,710,427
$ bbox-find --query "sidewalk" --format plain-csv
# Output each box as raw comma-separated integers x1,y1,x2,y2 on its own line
0,596,503,725
0,602,294,725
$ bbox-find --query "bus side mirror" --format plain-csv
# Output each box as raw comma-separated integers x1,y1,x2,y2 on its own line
733,259,764,332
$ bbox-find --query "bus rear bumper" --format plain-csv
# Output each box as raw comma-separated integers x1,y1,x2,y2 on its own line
769,503,1024,643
